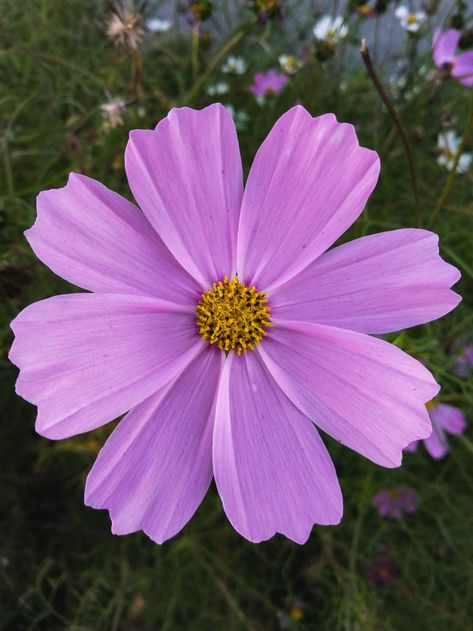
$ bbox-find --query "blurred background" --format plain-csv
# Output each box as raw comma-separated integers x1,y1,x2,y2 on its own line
1,1,473,629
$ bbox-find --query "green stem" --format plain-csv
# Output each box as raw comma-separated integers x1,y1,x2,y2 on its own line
181,17,257,106
427,88,473,229
191,23,200,83
360,39,421,226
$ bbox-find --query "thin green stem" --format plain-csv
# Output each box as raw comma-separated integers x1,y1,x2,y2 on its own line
181,17,257,106
360,39,421,226
191,23,200,83
427,88,473,229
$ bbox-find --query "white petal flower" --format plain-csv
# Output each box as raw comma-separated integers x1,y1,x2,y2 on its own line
437,132,471,173
146,17,172,33
278,54,302,75
221,56,247,75
395,6,426,33
313,15,348,42
100,98,126,129
206,82,230,96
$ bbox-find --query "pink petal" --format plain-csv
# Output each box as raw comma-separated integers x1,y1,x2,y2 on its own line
85,347,223,544
430,403,466,435
270,229,461,334
433,29,460,66
28,174,199,303
125,104,243,288
258,321,437,468
423,426,449,460
404,440,419,453
452,51,473,87
213,351,342,544
236,106,380,291
10,294,200,439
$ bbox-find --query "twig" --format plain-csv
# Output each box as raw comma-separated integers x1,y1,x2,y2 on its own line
427,88,473,229
360,38,421,226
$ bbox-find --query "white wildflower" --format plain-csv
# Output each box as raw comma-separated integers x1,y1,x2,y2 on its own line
206,82,230,96
313,15,348,42
146,17,171,33
395,7,426,33
221,56,247,75
278,54,302,75
437,131,472,173
100,98,126,129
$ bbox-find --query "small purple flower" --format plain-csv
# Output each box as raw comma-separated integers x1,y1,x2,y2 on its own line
372,487,417,519
405,402,466,459
368,558,397,587
433,29,473,87
451,343,473,377
250,69,288,97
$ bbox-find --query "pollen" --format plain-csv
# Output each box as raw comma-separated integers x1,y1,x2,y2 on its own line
426,399,436,411
196,275,272,355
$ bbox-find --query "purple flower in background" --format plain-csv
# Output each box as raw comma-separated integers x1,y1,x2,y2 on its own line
405,401,466,459
250,69,288,97
10,104,460,544
368,558,397,587
433,29,473,87
373,487,417,519
451,342,473,377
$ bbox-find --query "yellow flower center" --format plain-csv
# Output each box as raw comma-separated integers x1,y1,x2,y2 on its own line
407,14,418,25
196,275,272,354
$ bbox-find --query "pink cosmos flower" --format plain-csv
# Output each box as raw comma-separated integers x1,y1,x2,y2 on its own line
433,29,473,87
405,402,466,459
372,487,417,520
10,104,461,544
250,69,288,97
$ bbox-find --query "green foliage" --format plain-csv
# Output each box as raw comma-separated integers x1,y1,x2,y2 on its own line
1,1,473,629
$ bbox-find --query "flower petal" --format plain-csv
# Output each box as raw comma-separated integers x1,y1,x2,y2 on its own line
431,403,466,435
213,351,342,544
10,294,200,439
258,320,437,468
424,427,449,460
125,104,243,287
452,51,473,87
433,29,460,66
85,347,222,544
270,229,461,334
28,173,199,303
236,106,380,291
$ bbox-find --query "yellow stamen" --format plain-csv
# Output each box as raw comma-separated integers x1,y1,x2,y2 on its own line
407,14,418,25
426,399,436,411
196,275,272,355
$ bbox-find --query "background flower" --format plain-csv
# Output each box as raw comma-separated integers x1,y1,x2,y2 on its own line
250,69,288,96
433,29,473,87
437,131,472,173
221,55,247,74
313,15,348,42
372,487,417,519
395,7,426,33
405,402,466,459
146,17,171,33
278,54,302,74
